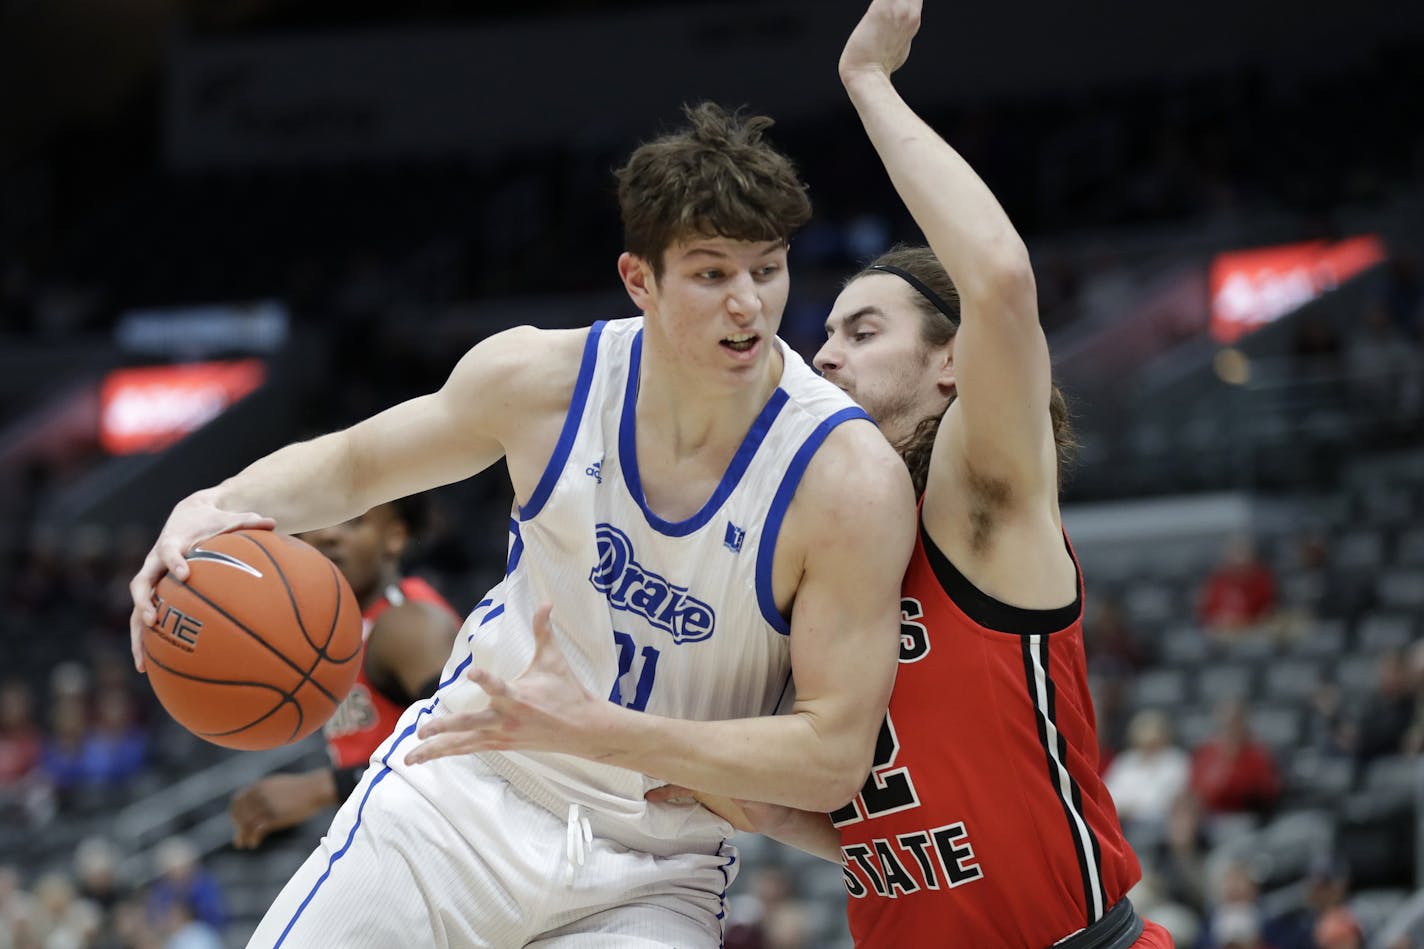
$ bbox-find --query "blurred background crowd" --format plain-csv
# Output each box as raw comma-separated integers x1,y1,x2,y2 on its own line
2,0,1423,946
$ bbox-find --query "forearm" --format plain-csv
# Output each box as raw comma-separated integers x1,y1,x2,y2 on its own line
842,69,1030,295
206,433,367,533
759,807,843,863
597,704,870,814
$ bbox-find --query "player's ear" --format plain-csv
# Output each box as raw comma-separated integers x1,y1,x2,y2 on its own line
936,336,957,393
618,252,657,312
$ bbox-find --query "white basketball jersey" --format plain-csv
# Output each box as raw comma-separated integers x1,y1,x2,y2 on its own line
414,317,869,843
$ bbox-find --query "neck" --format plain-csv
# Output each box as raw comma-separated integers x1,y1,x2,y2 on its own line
636,337,783,459
358,566,402,611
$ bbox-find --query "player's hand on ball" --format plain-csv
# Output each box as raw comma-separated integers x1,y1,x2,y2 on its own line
129,489,275,673
407,603,607,764
839,0,921,83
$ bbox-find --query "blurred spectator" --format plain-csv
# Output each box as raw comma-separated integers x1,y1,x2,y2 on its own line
1153,793,1210,913
1198,535,1279,635
9,524,65,615
1351,648,1417,771
1190,699,1281,817
1305,683,1355,758
1090,671,1130,773
1266,855,1354,949
0,680,42,786
1313,906,1364,949
28,872,102,949
40,687,147,805
74,836,130,923
1204,862,1275,949
82,688,148,787
1402,639,1424,755
157,898,224,949
1085,596,1147,675
1130,872,1203,949
1213,904,1275,949
41,694,94,797
145,838,225,934
0,865,37,945
1104,709,1191,848
725,866,813,949
1345,304,1423,431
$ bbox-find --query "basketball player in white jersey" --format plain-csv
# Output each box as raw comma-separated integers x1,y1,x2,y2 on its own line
128,102,915,947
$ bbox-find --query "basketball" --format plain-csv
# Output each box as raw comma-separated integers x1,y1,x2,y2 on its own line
142,529,363,751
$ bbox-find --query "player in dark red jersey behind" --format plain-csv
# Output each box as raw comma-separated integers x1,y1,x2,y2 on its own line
658,1,1175,945
228,498,459,849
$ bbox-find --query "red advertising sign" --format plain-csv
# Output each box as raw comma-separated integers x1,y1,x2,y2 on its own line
1209,235,1387,343
100,360,265,454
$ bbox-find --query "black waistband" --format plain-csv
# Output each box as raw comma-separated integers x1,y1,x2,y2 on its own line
1051,899,1144,949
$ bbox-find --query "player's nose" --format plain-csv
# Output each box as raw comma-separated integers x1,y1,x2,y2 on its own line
813,338,841,373
724,274,760,322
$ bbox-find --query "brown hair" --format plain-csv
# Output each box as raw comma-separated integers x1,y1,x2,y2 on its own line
851,245,1077,494
615,102,812,277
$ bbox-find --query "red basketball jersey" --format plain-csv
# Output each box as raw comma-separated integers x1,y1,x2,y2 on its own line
837,524,1141,948
325,577,457,769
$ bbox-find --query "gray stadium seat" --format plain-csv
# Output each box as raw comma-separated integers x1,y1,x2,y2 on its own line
1334,530,1385,572
1362,755,1421,803
1396,527,1424,567
1129,668,1191,709
1161,625,1211,665
1355,613,1417,652
1289,619,1347,658
1287,750,1353,803
1263,658,1324,703
1377,570,1424,610
1254,810,1337,883
1177,707,1219,749
1335,653,1383,697
1196,664,1255,704
1249,706,1303,758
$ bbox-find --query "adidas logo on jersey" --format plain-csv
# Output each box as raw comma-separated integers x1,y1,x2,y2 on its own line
589,524,716,644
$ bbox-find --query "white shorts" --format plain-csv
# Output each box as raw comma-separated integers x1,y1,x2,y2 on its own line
247,702,738,948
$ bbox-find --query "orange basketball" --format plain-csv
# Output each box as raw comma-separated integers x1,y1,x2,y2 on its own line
142,529,363,751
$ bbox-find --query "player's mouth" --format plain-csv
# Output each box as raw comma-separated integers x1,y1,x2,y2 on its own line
720,332,760,359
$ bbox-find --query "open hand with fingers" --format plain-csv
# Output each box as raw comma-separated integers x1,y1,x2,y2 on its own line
128,489,276,673
839,0,922,83
405,603,616,765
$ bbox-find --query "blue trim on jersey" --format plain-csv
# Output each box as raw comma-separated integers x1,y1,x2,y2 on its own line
618,329,792,536
505,518,524,576
465,598,499,643
754,406,873,635
517,321,606,521
715,845,737,925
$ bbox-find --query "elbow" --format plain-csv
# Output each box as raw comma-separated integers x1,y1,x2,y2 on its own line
803,750,875,814
979,244,1035,301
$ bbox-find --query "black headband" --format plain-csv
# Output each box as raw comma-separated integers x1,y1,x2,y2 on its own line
869,264,956,321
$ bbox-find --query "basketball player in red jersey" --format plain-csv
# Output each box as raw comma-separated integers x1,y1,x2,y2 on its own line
228,498,459,849
658,1,1175,945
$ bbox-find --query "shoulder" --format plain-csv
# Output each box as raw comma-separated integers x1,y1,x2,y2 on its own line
793,419,916,552
441,324,593,423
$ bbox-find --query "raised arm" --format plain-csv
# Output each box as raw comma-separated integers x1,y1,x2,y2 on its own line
841,0,1054,505
409,421,916,813
129,324,578,671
